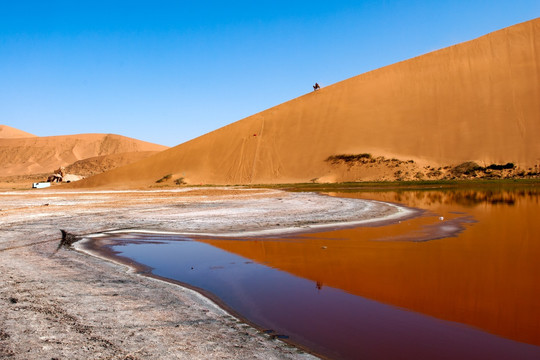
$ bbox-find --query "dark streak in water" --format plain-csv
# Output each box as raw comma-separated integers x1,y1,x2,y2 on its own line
374,215,477,242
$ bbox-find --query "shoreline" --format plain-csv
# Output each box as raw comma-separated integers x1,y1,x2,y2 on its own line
75,234,326,359
70,193,418,358
72,193,418,358
0,187,415,359
79,198,416,239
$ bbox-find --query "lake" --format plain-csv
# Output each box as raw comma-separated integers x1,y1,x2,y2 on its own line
89,186,540,359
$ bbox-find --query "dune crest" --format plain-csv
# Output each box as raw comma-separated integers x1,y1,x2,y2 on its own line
0,132,168,176
77,18,540,187
0,125,37,139
64,151,163,177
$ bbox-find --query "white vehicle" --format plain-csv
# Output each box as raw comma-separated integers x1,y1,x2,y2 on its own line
32,182,51,189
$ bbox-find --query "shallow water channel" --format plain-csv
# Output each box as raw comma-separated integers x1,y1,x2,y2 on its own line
90,186,540,360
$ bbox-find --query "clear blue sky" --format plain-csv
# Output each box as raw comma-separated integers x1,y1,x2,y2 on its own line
1,1,539,147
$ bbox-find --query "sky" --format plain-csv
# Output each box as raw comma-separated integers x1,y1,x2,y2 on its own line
1,1,539,147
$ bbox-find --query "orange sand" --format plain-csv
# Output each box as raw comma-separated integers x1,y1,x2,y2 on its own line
73,18,540,188
64,151,162,177
0,132,167,176
0,125,36,139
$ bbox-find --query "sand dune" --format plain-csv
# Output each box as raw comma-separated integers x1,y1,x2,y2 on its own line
75,18,540,187
0,131,167,176
0,125,36,139
64,151,163,177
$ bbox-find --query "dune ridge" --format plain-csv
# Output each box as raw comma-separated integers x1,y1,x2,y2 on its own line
64,151,163,177
0,125,37,139
74,18,540,187
0,132,168,176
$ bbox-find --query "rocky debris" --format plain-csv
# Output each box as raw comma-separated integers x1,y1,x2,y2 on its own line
46,167,84,184
57,230,80,251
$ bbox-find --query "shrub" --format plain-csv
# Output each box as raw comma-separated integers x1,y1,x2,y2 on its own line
451,162,483,177
486,163,515,170
156,174,172,183
427,169,442,177
326,153,372,164
175,177,186,185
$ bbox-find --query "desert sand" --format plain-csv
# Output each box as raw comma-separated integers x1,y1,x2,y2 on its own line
2,18,540,359
0,187,410,359
0,131,167,177
64,151,163,178
0,125,36,139
72,18,540,188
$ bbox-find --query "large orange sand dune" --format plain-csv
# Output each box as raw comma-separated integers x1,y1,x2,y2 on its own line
0,131,168,176
77,18,540,187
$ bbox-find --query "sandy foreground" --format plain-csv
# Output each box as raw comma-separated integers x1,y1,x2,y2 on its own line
0,187,410,359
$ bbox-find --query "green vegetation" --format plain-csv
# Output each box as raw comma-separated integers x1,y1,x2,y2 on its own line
427,168,442,177
175,177,186,185
326,153,372,164
251,178,540,192
156,174,172,183
326,153,419,167
451,162,483,176
450,162,518,177
487,163,515,170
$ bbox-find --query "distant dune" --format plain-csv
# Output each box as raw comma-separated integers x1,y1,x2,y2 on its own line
64,151,163,177
0,125,36,139
75,18,540,187
0,131,168,176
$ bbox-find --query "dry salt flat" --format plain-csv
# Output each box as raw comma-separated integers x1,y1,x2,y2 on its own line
0,187,412,359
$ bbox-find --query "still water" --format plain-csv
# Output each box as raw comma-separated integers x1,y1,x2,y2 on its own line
95,186,540,359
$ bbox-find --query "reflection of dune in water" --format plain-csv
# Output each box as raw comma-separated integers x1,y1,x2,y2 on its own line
202,188,540,346
345,188,538,207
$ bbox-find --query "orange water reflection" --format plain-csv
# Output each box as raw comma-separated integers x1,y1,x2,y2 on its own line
201,188,540,346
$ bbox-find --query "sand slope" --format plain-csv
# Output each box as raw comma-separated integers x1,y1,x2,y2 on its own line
0,125,36,139
77,18,540,187
64,151,163,177
0,132,168,176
